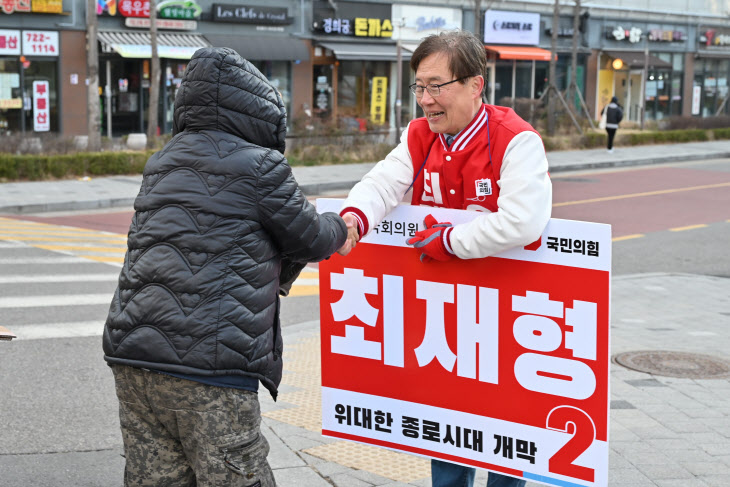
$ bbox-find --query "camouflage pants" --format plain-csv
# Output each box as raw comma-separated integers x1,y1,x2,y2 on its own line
111,365,275,487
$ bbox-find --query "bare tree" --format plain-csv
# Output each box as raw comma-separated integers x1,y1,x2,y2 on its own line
547,0,559,136
85,0,101,151
146,0,160,149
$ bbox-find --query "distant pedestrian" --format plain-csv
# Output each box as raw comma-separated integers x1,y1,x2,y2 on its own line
601,96,623,153
103,47,346,486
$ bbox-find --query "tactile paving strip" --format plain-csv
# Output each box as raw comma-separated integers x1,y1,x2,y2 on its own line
303,441,430,483
262,333,431,482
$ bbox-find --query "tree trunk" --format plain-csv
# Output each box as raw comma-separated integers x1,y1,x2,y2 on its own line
568,0,580,112
146,0,160,149
85,0,101,151
547,0,559,136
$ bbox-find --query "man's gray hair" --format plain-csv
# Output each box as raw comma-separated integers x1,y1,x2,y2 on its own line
410,30,487,83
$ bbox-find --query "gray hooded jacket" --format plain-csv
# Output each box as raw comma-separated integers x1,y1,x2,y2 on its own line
102,48,346,399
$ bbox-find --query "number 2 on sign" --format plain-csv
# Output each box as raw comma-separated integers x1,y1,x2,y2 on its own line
546,406,595,482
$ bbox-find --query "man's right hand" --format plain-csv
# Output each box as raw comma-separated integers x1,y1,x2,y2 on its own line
337,213,360,256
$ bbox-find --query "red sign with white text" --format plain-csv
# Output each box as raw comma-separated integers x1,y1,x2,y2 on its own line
118,0,149,17
317,199,611,487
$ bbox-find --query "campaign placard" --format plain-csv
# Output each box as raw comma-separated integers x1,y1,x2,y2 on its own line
317,199,611,487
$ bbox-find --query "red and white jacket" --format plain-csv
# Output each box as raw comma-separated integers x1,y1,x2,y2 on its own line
341,104,552,259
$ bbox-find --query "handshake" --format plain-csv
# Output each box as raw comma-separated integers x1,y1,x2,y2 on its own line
337,213,455,263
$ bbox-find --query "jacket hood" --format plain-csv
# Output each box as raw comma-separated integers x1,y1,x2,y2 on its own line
173,47,287,153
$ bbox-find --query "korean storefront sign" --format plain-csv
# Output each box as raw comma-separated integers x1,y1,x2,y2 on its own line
484,11,540,46
391,5,461,41
33,80,49,132
370,76,387,125
124,17,197,30
700,29,730,48
0,29,20,55
32,0,62,13
22,31,58,56
108,0,200,19
317,200,611,487
606,26,642,43
158,0,201,20
212,4,291,24
313,0,392,38
0,0,29,14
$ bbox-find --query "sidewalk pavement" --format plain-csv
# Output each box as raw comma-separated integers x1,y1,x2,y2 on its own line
1,140,730,214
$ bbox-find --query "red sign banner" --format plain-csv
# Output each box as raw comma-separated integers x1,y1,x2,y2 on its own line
317,199,611,487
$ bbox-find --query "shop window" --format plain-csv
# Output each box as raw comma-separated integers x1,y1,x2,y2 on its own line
337,60,389,127
22,59,58,133
0,58,22,135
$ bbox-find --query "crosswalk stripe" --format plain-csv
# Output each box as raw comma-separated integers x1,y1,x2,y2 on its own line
0,257,92,264
0,241,27,248
0,236,126,243
0,294,112,308
11,321,104,340
35,244,127,253
0,274,119,284
81,255,125,264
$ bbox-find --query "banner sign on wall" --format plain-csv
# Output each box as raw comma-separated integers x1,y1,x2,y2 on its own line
484,10,540,46
0,29,21,55
392,4,461,41
317,199,611,487
370,76,387,125
33,80,49,132
212,4,291,24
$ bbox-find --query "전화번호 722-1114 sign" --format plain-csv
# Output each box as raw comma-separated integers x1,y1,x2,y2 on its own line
316,199,612,487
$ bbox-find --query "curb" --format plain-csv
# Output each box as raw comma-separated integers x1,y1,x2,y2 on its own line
1,150,729,214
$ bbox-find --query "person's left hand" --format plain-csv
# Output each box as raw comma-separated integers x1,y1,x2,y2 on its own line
406,214,455,263
337,213,360,256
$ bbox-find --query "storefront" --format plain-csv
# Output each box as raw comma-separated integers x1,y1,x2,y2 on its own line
0,0,78,136
482,10,554,106
311,0,403,129
693,27,730,117
203,4,310,122
592,22,688,122
96,0,209,136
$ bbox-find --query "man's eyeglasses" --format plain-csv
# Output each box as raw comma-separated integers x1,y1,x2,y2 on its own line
409,77,470,98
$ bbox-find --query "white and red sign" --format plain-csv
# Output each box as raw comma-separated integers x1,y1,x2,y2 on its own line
317,199,611,487
0,29,20,55
22,31,59,56
118,0,150,17
32,80,50,132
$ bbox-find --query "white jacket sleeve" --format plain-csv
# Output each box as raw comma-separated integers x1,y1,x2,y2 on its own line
449,131,552,259
340,124,415,234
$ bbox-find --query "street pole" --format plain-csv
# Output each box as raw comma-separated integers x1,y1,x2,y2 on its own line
641,37,648,130
395,27,402,144
85,0,101,151
106,60,112,139
547,0,559,136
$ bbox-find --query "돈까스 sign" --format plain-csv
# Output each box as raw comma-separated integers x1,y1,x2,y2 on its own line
317,199,611,487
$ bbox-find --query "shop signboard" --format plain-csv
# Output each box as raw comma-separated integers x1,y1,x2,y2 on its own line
605,26,642,44
158,0,201,19
118,0,150,17
317,199,611,487
0,29,21,55
22,31,59,56
700,29,730,49
692,85,701,115
484,11,540,46
313,0,393,38
370,76,387,125
0,0,30,14
212,4,291,25
392,5,461,41
32,80,50,132
31,0,62,13
124,17,197,30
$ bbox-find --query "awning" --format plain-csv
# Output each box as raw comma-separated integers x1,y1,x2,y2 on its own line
604,51,672,69
484,45,554,61
205,34,309,62
98,31,209,59
319,42,411,61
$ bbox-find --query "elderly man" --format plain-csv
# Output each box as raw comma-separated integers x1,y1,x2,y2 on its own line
337,30,552,487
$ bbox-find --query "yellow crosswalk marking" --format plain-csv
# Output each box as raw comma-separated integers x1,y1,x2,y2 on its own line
81,255,126,263
0,235,126,243
34,244,127,253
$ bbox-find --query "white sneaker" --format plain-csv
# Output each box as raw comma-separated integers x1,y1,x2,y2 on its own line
607,148,614,153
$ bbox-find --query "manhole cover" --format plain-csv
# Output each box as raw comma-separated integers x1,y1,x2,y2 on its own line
613,351,730,379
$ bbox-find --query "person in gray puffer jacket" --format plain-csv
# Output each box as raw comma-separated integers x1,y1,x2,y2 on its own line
103,47,346,487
